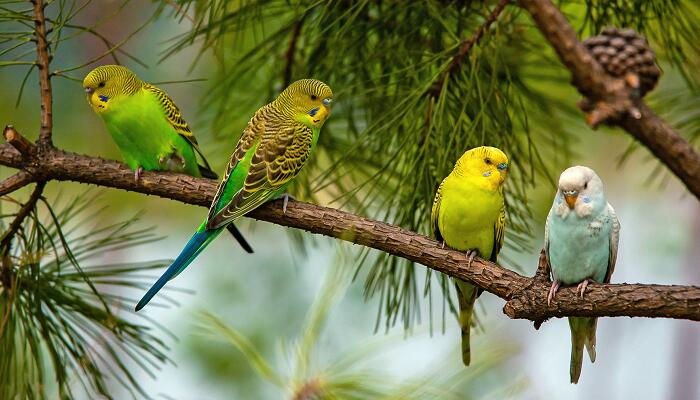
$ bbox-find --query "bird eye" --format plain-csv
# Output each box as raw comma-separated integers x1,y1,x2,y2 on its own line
584,182,588,189
485,158,492,165
98,82,105,88
311,95,317,100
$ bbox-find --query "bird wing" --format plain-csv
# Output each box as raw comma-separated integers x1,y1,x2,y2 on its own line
490,204,506,262
430,178,446,243
143,83,215,175
604,202,620,283
207,107,313,229
543,206,553,277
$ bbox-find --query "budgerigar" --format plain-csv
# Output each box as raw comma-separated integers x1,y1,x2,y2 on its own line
135,79,333,311
431,146,508,366
544,166,620,384
83,64,253,253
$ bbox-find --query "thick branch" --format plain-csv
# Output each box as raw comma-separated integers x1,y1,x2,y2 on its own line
0,145,697,321
32,0,53,147
518,0,700,200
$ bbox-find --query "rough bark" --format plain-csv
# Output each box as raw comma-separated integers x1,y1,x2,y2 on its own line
0,139,698,322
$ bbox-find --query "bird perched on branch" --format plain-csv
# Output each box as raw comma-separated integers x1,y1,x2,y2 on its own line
135,78,333,311
83,64,253,254
544,166,620,384
431,146,508,366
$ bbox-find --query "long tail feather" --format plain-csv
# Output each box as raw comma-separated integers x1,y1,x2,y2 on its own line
455,280,480,366
135,227,219,311
227,224,254,253
569,317,597,384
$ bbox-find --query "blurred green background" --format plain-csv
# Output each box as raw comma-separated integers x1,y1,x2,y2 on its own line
1,1,699,399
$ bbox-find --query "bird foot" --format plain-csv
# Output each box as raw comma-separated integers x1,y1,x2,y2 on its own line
547,280,561,306
466,249,479,270
159,151,186,170
134,166,144,182
280,193,295,214
576,279,595,299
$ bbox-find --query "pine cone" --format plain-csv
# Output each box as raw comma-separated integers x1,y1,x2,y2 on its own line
583,27,660,97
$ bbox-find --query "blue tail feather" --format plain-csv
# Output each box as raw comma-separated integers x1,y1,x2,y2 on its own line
136,229,215,311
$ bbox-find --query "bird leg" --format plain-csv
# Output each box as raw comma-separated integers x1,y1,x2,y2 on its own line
134,166,144,182
576,279,595,299
547,280,561,306
158,150,186,171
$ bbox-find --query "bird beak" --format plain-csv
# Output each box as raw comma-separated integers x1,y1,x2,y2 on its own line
310,104,331,124
85,87,94,95
563,191,578,209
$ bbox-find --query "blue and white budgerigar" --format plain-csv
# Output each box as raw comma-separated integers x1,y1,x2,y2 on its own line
544,165,620,384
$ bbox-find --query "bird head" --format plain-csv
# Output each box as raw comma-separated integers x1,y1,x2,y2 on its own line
273,79,333,129
455,146,509,189
557,166,605,210
83,65,143,114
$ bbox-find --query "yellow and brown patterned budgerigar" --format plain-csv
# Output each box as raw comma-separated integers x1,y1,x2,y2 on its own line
83,64,254,253
135,79,333,312
431,146,509,366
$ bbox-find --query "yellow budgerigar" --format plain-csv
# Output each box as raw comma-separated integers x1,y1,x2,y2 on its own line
431,146,508,366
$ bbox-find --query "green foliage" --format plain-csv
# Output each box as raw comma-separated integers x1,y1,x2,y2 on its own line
0,193,172,399
197,267,523,400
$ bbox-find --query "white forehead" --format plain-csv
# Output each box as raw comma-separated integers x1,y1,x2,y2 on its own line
558,166,597,189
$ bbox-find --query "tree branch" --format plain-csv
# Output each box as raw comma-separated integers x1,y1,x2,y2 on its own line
0,181,45,254
517,0,700,200
0,171,34,197
32,0,53,148
428,0,510,98
283,17,304,87
0,143,697,321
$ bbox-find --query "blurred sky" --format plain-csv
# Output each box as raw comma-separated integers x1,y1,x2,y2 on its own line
1,2,698,399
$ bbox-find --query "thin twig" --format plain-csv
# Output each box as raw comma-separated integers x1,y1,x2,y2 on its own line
32,0,53,147
0,181,46,254
0,171,34,196
283,17,305,87
428,0,511,99
3,125,35,157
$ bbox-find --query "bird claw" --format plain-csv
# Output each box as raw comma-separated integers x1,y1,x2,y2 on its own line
466,249,478,270
440,241,445,249
281,193,295,214
134,166,144,182
547,280,561,306
576,279,594,299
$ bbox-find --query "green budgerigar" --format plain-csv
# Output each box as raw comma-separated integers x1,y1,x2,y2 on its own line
135,79,333,311
545,165,620,384
83,65,217,180
431,146,509,366
83,64,253,253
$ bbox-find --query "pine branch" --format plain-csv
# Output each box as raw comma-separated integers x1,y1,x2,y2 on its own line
518,0,700,200
0,170,33,196
0,181,45,253
31,0,53,148
428,0,511,99
0,131,698,323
